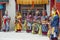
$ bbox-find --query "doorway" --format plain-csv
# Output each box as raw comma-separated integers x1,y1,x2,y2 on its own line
0,4,6,30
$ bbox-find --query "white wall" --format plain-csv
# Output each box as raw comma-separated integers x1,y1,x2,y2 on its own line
6,0,16,31
46,0,50,16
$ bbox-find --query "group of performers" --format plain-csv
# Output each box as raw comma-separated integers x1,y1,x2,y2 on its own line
1,7,60,40
23,8,59,40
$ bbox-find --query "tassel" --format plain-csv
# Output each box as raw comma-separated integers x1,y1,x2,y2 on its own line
38,25,42,35
32,23,35,34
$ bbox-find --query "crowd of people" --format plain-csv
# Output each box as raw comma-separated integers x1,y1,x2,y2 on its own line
1,7,60,40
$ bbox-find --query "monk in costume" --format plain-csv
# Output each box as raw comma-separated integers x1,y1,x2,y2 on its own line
15,12,22,32
2,11,11,32
41,10,48,35
50,8,59,40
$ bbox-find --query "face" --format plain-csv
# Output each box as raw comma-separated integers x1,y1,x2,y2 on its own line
42,11,46,16
51,11,56,17
5,11,8,16
5,13,8,16
35,13,38,16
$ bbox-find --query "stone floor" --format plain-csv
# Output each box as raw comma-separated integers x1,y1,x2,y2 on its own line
0,31,49,40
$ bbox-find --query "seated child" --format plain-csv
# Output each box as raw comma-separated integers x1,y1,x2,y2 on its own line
41,10,48,35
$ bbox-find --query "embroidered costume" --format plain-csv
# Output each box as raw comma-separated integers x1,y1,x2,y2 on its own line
2,14,10,32
15,12,22,32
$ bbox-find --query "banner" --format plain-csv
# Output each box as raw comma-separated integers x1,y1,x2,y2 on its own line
32,0,34,8
50,0,55,11
17,0,48,4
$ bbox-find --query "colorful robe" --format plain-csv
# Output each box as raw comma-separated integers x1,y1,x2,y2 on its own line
51,15,59,36
2,15,10,31
26,15,32,32
15,15,22,32
41,16,48,35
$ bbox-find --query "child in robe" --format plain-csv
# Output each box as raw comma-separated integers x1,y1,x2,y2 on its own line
26,13,32,33
41,10,48,35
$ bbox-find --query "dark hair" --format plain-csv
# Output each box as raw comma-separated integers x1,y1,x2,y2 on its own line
56,12,59,16
29,12,32,15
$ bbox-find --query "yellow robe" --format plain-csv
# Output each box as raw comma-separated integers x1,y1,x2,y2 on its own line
15,15,22,31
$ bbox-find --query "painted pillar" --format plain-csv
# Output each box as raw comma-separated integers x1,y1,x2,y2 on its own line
6,0,16,31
